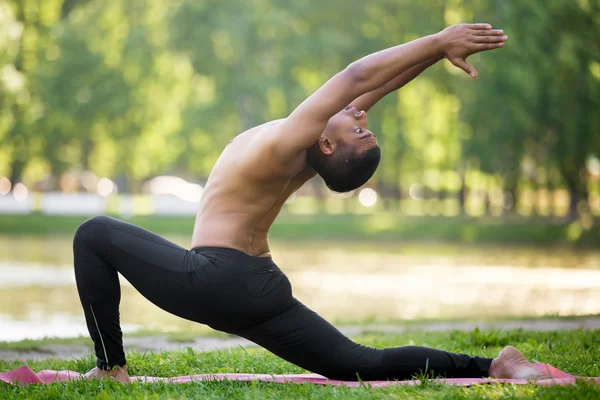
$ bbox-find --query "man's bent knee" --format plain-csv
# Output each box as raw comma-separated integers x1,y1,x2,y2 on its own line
73,215,115,250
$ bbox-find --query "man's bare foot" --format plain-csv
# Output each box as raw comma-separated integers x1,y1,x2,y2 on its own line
488,346,551,381
84,365,130,384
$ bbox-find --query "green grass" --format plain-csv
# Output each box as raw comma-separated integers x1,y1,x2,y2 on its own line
1,329,599,399
329,313,600,327
1,213,599,247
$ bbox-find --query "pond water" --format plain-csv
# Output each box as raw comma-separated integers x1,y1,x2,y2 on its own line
1,234,599,341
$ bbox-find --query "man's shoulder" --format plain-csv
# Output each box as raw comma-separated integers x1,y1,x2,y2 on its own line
233,119,305,179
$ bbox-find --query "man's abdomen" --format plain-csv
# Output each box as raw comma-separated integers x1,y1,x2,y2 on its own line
191,213,271,257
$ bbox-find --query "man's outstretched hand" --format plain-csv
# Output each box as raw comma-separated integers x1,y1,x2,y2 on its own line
437,23,507,78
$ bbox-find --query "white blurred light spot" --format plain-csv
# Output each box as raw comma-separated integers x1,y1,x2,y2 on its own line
13,183,28,201
489,188,504,204
0,177,11,195
586,156,600,176
179,183,203,202
8,22,24,40
1,65,25,92
97,178,115,197
146,176,203,202
81,171,98,191
409,184,424,200
358,188,377,207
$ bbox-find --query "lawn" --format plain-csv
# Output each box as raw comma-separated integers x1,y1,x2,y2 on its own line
1,213,599,247
1,328,598,399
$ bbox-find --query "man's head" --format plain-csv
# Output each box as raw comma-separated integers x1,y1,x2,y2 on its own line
306,106,380,193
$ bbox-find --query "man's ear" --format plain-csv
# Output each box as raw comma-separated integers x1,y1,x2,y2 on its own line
318,135,335,155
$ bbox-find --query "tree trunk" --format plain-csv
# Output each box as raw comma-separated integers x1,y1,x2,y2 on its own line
80,136,93,171
311,177,326,214
457,182,466,216
502,187,518,220
378,179,398,212
566,177,588,222
568,188,580,222
8,159,25,189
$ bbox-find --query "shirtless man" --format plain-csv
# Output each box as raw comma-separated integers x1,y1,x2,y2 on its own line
74,23,550,383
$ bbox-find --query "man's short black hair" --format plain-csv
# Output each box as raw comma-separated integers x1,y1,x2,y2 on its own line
308,144,381,193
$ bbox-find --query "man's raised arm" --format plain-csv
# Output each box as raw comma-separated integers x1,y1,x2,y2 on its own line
350,55,443,112
274,24,507,158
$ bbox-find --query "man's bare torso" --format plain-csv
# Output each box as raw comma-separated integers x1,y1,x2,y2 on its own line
191,120,316,258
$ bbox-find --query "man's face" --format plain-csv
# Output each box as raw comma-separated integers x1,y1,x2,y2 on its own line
323,106,379,154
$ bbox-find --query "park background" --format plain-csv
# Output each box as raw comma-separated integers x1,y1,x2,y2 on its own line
1,1,600,398
0,0,600,367
0,0,598,230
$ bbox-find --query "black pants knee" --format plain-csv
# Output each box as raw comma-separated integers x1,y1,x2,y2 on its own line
73,216,492,378
73,215,199,369
73,216,292,369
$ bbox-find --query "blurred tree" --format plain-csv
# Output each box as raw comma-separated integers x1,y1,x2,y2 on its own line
0,0,597,223
462,0,600,219
0,1,22,177
1,0,62,186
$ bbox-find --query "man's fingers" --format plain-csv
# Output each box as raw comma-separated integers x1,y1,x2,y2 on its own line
473,29,504,36
474,35,508,43
477,42,505,51
466,23,492,30
451,58,478,78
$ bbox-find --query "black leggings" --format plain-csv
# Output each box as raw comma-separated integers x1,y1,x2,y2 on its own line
73,216,492,381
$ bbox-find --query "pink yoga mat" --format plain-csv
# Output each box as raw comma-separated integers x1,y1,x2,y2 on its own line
1,363,599,387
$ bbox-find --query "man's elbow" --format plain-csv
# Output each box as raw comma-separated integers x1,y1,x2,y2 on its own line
344,62,368,84
344,61,373,93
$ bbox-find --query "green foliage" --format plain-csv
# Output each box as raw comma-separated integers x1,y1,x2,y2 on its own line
0,329,599,399
460,1,600,204
0,0,598,219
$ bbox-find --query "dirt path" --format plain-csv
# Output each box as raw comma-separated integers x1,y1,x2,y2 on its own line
2,317,599,361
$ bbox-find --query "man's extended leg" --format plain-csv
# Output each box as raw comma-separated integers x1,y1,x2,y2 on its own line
73,215,204,370
235,299,492,381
